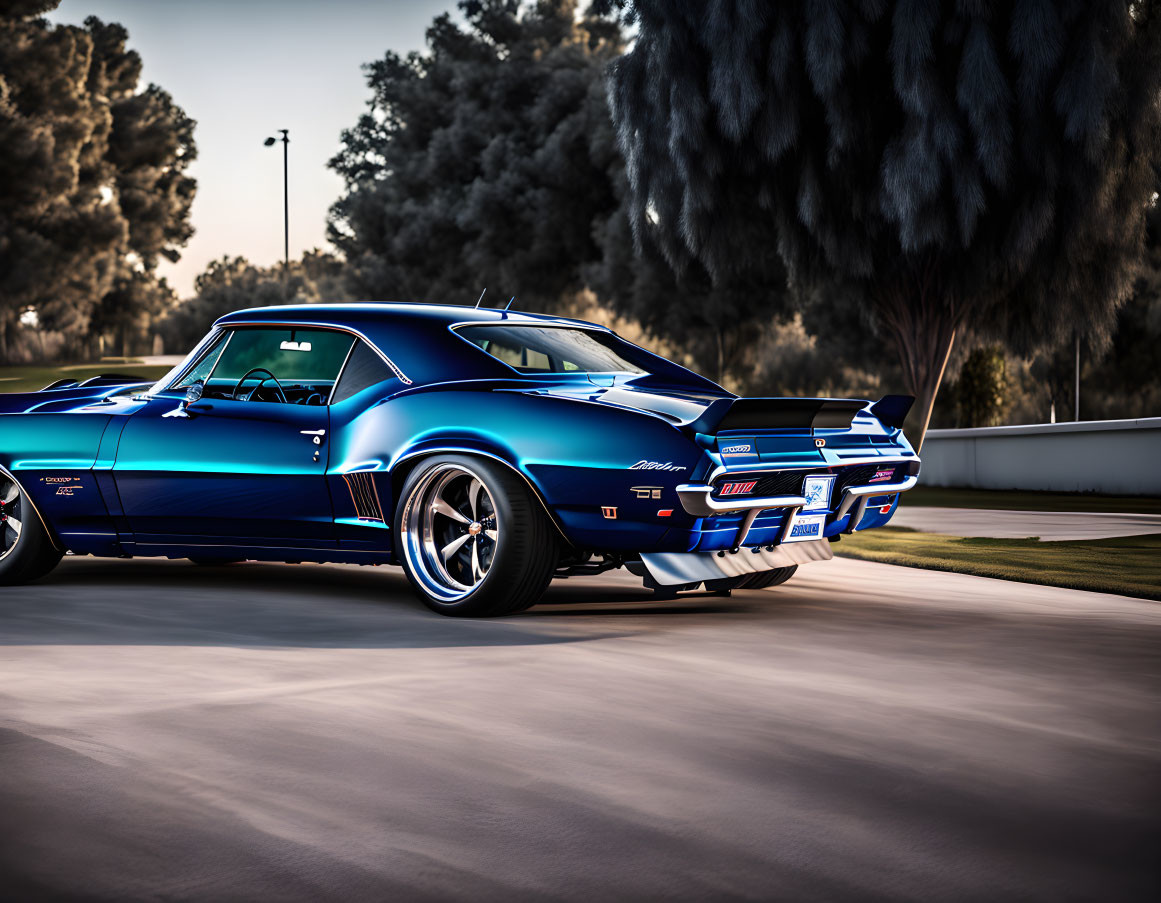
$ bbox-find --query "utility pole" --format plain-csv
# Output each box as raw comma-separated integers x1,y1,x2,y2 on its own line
264,129,290,297
1074,331,1080,422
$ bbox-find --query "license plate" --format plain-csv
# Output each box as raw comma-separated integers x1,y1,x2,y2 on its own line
801,474,836,512
785,512,826,543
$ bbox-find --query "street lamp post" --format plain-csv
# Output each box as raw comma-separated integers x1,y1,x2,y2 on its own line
263,130,290,294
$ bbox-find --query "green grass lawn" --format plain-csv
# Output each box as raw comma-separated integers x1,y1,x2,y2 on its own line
904,485,1161,515
837,527,1161,601
0,363,171,394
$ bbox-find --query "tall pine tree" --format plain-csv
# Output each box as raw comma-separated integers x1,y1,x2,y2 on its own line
0,1,195,361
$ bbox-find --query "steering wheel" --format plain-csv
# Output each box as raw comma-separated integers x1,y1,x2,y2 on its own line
232,367,288,403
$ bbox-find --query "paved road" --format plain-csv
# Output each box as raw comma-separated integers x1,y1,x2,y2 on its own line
1,557,1158,901
893,506,1161,541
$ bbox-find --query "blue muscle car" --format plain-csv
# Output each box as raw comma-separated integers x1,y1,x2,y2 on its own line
0,303,920,616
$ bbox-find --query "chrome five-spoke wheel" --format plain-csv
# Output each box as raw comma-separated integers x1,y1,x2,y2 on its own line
401,463,500,603
394,455,559,616
0,475,22,562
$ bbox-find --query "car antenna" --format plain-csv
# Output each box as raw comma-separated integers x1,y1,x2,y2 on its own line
503,296,516,310
475,288,487,308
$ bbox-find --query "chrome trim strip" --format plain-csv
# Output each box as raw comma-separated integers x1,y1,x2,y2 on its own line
639,538,833,587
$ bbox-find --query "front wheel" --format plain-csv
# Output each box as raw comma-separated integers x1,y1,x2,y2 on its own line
0,474,64,586
395,455,558,617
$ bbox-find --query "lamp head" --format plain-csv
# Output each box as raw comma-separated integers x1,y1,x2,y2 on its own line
263,136,276,146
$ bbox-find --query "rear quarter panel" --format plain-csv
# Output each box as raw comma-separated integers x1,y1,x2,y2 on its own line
330,386,704,550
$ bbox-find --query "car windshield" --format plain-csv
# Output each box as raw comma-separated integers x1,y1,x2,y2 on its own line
208,328,353,383
457,325,645,374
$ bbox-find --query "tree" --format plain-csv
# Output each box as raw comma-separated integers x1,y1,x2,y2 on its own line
0,2,195,361
955,345,1009,428
604,1,1161,446
329,0,625,310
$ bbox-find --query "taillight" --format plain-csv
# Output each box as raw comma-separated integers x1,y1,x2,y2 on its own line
719,480,757,496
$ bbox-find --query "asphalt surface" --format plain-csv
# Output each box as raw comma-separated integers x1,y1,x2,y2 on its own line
892,506,1161,541
1,557,1158,902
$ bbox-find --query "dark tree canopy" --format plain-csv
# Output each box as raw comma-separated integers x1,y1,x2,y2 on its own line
0,2,196,360
330,0,785,384
606,0,1161,441
329,0,624,310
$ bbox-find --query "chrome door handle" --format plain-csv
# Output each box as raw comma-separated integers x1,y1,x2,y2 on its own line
300,429,326,445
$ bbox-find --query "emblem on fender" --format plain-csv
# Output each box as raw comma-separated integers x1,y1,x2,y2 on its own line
815,438,826,448
629,461,685,472
602,506,618,519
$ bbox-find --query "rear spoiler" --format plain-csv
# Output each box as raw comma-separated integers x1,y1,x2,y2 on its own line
683,394,916,434
869,394,915,429
684,398,869,434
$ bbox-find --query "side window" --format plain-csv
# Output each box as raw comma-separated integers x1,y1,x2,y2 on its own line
330,341,396,404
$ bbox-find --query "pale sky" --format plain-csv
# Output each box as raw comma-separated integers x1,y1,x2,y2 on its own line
49,0,456,298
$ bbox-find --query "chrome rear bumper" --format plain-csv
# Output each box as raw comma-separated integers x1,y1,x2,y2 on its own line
675,461,919,546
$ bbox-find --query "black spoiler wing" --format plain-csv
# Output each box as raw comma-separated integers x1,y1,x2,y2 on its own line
684,398,869,434
683,395,915,434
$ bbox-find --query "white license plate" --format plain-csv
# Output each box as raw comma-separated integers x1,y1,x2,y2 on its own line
785,512,826,543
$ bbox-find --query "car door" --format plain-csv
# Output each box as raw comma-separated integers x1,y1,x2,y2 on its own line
112,325,355,548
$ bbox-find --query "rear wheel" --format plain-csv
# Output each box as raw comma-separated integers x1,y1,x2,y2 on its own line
395,455,558,617
0,474,64,586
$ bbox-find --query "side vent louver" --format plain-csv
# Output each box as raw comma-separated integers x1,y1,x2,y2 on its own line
343,472,385,522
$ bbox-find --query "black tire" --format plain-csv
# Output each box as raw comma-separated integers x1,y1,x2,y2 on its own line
0,474,64,586
394,455,558,617
708,565,798,593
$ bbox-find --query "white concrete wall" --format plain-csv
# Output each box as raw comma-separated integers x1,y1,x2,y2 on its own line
920,419,1161,495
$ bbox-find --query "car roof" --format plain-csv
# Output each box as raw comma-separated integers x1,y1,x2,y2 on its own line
211,303,616,386
214,303,607,332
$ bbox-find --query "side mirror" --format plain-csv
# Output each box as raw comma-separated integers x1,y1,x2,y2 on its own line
182,381,204,412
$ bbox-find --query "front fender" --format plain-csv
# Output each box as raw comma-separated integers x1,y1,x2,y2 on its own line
0,411,118,549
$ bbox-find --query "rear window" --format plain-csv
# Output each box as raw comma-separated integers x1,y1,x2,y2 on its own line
457,325,645,374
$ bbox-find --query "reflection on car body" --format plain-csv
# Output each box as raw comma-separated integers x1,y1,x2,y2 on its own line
0,302,919,615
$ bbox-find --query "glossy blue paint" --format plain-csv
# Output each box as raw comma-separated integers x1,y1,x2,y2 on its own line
0,303,919,570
